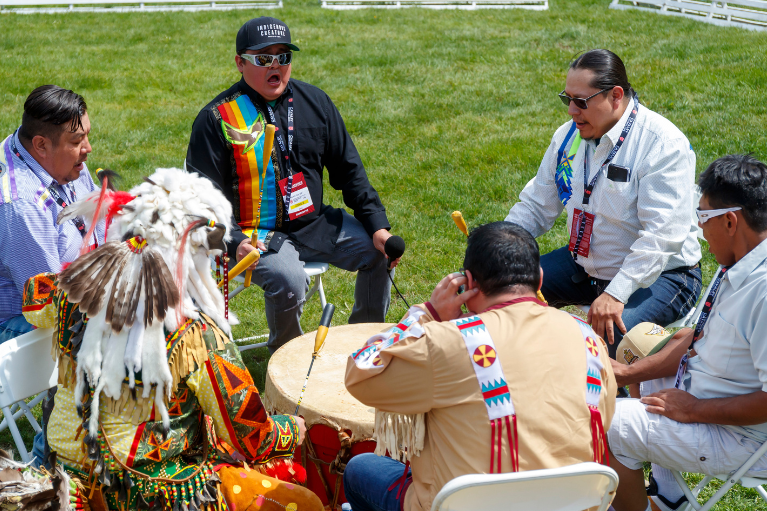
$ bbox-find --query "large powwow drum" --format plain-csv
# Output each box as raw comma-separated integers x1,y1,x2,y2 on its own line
264,323,393,509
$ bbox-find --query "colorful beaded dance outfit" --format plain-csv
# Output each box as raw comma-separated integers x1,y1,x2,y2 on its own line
24,168,319,511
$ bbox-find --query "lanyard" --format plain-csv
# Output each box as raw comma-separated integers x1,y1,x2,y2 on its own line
571,95,639,261
265,86,295,219
673,265,730,389
10,132,87,238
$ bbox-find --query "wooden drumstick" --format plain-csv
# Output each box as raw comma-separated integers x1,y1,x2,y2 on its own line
295,303,336,415
219,250,259,287
451,210,547,304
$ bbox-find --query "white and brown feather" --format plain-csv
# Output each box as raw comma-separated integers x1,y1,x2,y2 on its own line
59,240,179,332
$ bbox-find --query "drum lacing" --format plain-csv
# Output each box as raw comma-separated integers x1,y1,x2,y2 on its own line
302,417,355,510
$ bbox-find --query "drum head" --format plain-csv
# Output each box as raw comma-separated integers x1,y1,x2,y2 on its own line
263,323,393,440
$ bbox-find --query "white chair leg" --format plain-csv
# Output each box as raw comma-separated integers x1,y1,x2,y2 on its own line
698,477,737,511
692,475,714,497
228,283,246,299
16,399,42,434
318,276,327,309
755,484,767,502
672,470,702,510
0,402,21,432
306,274,320,302
2,405,30,463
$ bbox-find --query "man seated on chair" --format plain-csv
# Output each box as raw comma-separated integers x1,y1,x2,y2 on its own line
186,17,400,353
607,154,767,511
504,49,702,354
0,85,104,344
343,221,617,511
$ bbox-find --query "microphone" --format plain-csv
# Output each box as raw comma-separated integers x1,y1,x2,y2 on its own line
384,235,409,309
384,235,406,270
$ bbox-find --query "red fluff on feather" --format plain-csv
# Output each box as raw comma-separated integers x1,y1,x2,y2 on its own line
104,192,135,239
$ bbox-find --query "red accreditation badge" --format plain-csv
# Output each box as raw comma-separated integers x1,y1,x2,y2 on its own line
278,172,315,221
568,208,595,257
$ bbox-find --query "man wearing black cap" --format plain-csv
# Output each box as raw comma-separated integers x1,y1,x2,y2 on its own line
187,17,398,352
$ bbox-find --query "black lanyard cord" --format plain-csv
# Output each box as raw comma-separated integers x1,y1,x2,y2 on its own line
265,86,295,219
674,265,729,389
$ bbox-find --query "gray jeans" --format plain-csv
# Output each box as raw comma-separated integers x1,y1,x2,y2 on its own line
252,211,391,352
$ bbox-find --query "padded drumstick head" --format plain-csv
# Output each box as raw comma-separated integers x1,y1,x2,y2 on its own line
313,303,336,354
452,211,469,237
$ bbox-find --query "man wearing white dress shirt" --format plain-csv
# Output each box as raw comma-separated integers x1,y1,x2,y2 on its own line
607,154,767,511
506,49,702,353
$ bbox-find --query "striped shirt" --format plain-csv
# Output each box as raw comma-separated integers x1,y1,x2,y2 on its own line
0,130,104,325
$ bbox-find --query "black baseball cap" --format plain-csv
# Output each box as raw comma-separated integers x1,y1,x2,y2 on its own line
236,17,300,54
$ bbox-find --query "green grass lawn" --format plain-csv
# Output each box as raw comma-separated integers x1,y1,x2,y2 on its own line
1,0,765,508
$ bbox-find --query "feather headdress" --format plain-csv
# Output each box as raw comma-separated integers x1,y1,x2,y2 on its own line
57,167,234,437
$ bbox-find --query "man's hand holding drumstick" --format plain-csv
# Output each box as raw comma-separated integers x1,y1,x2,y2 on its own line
237,238,267,270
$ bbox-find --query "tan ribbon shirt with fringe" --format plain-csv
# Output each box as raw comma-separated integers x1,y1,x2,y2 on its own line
345,302,617,511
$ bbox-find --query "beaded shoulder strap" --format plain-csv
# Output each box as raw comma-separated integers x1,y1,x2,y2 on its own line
452,315,518,473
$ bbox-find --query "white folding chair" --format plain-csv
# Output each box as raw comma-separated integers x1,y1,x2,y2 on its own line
670,444,767,511
228,261,328,310
430,462,618,511
0,328,58,463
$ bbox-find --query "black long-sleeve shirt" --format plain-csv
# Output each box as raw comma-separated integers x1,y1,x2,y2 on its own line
186,77,390,259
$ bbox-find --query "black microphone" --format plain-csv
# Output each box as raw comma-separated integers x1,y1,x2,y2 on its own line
384,235,406,270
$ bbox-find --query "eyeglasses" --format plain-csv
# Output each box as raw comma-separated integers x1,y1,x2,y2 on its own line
558,88,611,110
239,52,293,67
696,206,742,224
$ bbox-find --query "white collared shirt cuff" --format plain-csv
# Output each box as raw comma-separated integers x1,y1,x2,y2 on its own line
604,272,639,304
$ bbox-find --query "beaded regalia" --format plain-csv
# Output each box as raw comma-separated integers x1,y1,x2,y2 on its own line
27,168,302,511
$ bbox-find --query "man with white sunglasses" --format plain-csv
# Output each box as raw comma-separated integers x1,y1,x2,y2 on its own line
607,154,767,511
187,17,399,352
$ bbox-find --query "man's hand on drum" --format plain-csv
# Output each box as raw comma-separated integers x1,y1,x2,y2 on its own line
372,229,401,269
429,271,479,321
236,238,267,270
294,416,306,445
587,291,627,345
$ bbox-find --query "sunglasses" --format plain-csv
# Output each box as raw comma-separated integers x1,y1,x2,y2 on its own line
558,88,611,110
696,207,742,224
239,52,293,67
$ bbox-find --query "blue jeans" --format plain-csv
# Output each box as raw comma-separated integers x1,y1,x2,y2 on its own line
31,431,46,469
0,315,34,344
344,453,411,511
253,211,391,352
541,246,702,358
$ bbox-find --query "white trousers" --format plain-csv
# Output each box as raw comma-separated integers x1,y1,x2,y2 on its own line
607,376,767,477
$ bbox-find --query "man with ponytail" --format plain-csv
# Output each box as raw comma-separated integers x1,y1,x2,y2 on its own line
506,49,702,355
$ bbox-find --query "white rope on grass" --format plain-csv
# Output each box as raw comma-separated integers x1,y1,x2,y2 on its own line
235,333,269,344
